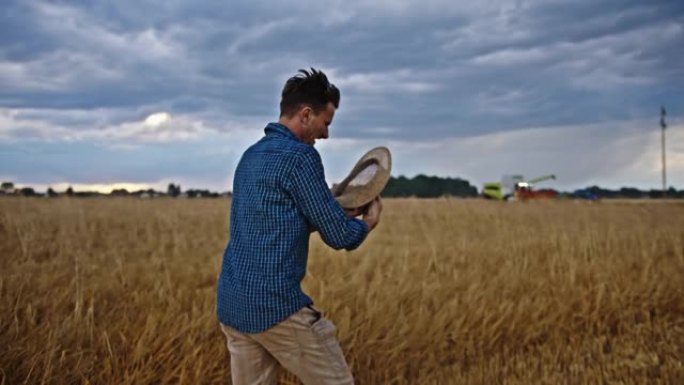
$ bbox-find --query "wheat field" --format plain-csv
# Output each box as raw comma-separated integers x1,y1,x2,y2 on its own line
1,198,683,384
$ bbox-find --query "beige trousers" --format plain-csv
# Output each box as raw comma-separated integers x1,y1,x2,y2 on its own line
220,306,354,385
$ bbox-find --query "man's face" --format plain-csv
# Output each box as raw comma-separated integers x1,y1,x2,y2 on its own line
301,102,335,146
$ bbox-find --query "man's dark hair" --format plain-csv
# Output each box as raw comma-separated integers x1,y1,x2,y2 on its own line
280,68,340,117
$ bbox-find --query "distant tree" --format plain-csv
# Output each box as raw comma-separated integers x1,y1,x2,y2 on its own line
648,189,663,199
382,175,478,198
620,187,644,199
184,189,219,198
111,189,129,196
19,187,36,196
75,191,99,198
668,187,684,199
47,187,58,197
167,183,181,197
66,186,74,196
653,187,680,199
0,182,14,194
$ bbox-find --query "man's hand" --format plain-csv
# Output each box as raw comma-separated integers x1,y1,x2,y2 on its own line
362,197,382,231
344,207,364,218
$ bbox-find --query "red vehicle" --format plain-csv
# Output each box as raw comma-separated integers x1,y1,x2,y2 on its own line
513,175,557,200
483,174,557,201
515,187,558,200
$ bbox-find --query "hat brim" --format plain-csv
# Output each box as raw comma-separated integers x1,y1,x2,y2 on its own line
332,147,392,209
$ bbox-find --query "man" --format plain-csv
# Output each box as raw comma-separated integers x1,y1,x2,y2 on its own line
217,68,382,385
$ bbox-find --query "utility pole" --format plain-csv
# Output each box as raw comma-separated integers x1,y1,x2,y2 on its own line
660,106,667,196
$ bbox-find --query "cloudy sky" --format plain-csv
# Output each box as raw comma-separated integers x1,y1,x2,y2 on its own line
1,0,683,193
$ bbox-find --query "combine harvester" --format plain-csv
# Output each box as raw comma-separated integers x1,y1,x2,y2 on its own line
482,174,557,201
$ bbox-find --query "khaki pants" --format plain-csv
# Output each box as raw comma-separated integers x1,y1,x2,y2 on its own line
220,306,354,385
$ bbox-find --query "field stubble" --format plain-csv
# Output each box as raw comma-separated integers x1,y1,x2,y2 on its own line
1,198,683,384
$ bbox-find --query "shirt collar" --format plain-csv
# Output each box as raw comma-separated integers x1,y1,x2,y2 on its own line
265,122,299,141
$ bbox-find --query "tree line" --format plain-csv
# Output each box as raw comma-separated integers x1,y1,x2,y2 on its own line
575,185,684,200
2,179,683,199
382,175,479,198
0,182,229,198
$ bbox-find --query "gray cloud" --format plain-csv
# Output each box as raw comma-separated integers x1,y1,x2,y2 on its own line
1,0,683,189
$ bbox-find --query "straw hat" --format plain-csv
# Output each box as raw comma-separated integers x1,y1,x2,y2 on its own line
331,146,392,209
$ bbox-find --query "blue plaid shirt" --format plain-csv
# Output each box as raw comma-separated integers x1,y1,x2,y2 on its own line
217,122,369,333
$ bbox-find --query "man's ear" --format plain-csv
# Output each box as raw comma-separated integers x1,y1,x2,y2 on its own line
300,106,313,126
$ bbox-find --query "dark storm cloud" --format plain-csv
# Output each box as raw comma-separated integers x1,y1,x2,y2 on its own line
2,0,682,139
1,0,683,190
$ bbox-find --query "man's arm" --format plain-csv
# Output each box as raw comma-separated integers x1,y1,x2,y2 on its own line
288,148,370,250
